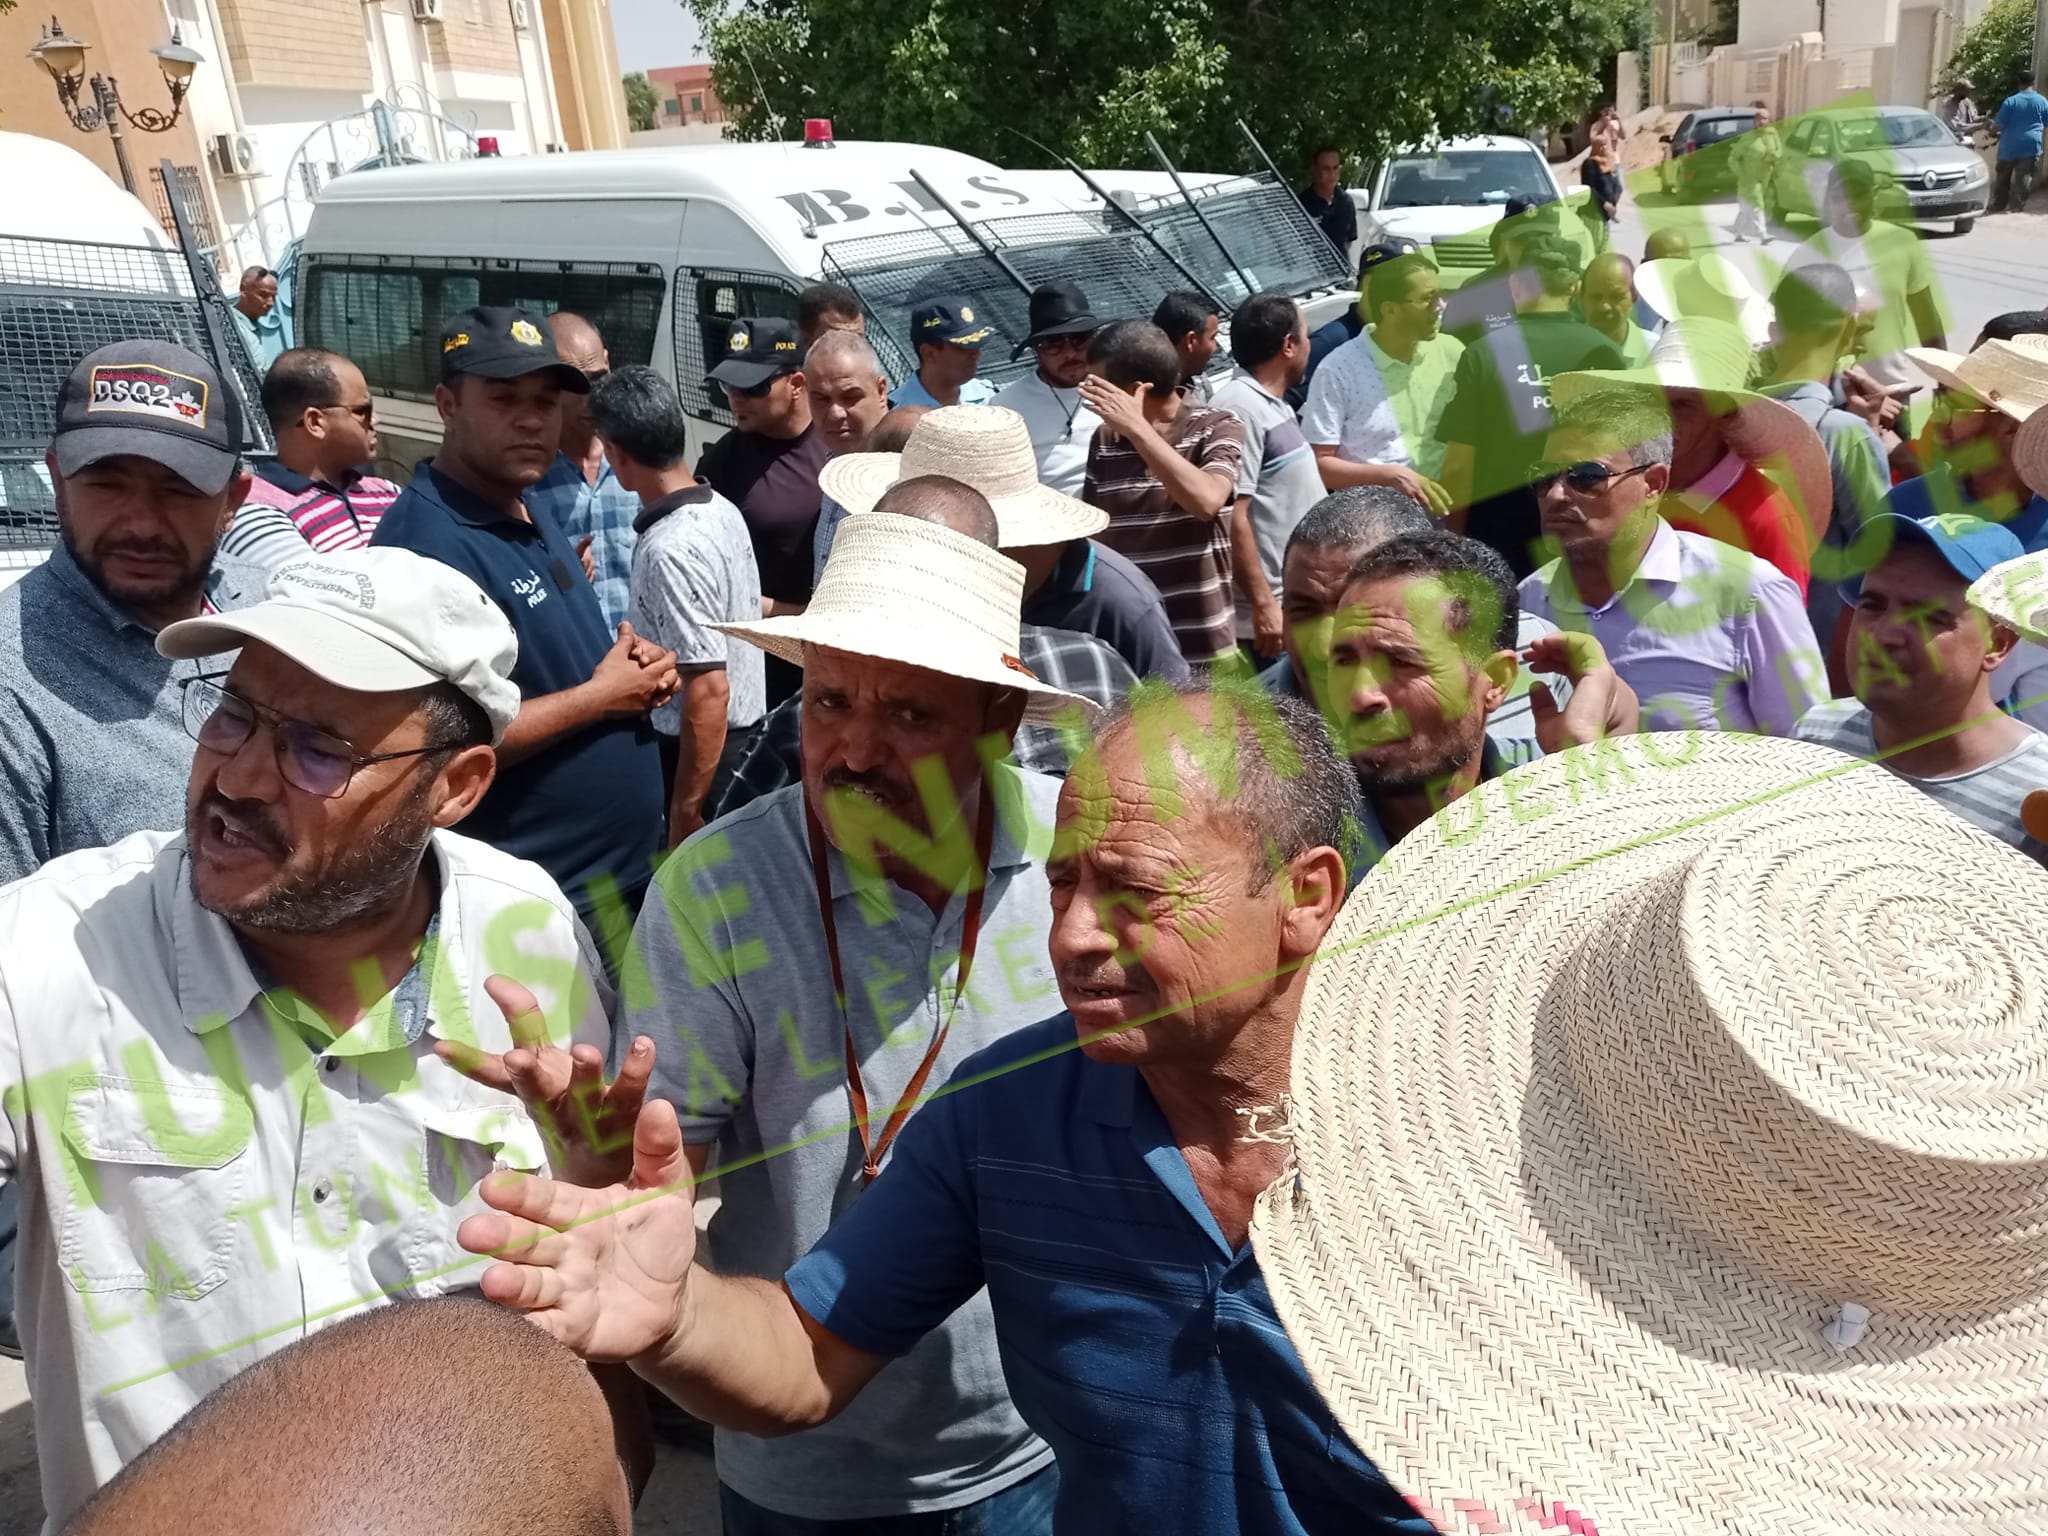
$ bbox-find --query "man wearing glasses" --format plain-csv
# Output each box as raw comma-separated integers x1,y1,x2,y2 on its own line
0,546,632,1529
231,348,399,561
0,340,267,1360
1520,389,1824,737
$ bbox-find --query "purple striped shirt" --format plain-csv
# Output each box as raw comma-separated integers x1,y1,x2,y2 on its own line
243,463,400,553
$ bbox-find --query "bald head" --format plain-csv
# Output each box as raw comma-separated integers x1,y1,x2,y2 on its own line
865,404,930,454
66,1299,630,1536
547,311,609,374
871,475,1000,546
1644,228,1690,263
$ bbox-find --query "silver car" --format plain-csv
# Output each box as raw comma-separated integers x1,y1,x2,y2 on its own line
1769,107,1991,235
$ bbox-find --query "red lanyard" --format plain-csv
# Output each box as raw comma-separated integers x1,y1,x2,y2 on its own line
805,789,997,1183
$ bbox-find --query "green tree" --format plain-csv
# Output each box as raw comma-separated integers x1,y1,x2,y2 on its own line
688,0,1641,170
622,71,658,133
1940,0,2037,104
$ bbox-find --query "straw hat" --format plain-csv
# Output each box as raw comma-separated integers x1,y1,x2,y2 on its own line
1909,337,2048,502
1634,254,1772,345
715,512,1095,725
1255,732,2048,1536
1553,318,1834,529
1969,547,2048,641
818,404,1109,549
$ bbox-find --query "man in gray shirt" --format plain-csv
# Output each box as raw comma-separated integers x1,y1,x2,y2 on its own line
589,368,766,845
0,339,260,1359
624,484,1096,1532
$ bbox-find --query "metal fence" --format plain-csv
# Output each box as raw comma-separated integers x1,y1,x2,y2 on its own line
671,267,805,428
298,255,668,403
147,164,222,274
821,172,1348,390
0,234,269,547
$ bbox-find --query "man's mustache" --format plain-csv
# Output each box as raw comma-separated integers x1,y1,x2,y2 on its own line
822,767,911,805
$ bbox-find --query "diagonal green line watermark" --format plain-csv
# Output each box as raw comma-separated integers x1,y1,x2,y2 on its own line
94,696,2048,1398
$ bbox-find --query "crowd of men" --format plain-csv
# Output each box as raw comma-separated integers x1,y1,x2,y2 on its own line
4,137,2048,1535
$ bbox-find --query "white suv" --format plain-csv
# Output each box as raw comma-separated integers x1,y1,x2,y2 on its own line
1350,135,1593,287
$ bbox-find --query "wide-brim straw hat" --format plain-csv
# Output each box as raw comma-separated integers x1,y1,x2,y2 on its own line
1254,732,2048,1536
1909,337,2048,502
1635,254,1773,345
1553,318,1834,530
818,404,1108,549
1969,547,2048,640
714,512,1095,726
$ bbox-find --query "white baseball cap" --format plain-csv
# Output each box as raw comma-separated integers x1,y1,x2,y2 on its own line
158,548,521,743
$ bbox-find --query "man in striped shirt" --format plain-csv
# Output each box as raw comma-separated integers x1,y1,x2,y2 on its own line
1079,321,1247,667
227,349,399,565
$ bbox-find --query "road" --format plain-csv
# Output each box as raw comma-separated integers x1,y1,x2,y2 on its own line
1610,186,2046,353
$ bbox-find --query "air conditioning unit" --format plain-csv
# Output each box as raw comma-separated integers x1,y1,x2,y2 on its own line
412,0,445,22
509,0,531,30
211,132,262,180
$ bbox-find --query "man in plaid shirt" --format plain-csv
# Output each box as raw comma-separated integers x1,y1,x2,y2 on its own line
547,312,641,631
229,349,399,565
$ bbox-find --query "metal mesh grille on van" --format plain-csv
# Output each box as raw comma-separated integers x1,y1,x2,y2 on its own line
671,267,805,428
0,235,268,547
298,255,667,404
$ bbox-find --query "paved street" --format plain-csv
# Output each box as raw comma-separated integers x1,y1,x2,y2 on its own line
1611,185,2045,353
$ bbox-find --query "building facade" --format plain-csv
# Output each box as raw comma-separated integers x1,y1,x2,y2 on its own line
645,63,727,127
6,0,632,274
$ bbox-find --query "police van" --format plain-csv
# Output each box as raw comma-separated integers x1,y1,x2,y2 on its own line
295,132,1355,474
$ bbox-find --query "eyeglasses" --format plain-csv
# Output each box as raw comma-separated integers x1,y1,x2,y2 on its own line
1529,460,1654,495
728,377,779,400
182,678,458,799
580,368,610,389
1037,333,1093,354
323,401,375,426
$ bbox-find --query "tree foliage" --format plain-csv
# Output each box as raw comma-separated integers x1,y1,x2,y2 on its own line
687,0,1645,172
1939,0,2037,103
622,71,658,133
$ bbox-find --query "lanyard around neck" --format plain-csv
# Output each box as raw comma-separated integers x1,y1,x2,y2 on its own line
804,788,998,1184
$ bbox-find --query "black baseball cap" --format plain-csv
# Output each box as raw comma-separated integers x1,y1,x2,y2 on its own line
1357,238,1426,279
709,317,803,389
51,340,244,496
911,296,996,349
439,306,588,393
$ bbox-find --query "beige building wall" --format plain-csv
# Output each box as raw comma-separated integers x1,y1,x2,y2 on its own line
215,0,373,92
426,0,525,78
0,0,212,197
540,0,628,151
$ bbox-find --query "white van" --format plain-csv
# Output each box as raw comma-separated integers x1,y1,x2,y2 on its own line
296,138,1355,474
0,130,265,591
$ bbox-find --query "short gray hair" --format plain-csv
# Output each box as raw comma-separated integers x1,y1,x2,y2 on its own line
805,328,885,379
1552,387,1674,468
1284,486,1435,563
1093,673,1363,890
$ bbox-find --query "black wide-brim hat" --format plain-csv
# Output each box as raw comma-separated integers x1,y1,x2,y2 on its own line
1012,279,1104,360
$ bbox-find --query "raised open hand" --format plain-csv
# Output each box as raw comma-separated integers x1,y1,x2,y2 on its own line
437,974,654,1188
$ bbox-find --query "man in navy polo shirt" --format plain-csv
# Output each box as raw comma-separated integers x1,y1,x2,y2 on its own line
372,306,675,942
459,678,1438,1536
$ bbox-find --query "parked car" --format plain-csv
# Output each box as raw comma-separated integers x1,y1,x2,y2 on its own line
1768,106,1990,235
1658,108,1759,201
1350,135,1595,288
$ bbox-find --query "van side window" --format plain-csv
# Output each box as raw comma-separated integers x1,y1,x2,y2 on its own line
298,256,665,401
678,268,802,426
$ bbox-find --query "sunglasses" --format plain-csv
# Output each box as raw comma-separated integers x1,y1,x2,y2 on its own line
727,376,780,400
322,401,375,426
183,678,460,799
1529,460,1653,495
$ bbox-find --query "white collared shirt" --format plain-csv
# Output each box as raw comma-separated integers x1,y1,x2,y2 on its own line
990,370,1100,497
1299,328,1464,480
0,829,612,1529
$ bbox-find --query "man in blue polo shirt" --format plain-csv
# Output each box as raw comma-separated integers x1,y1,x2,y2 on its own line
889,297,999,409
458,677,1439,1536
372,306,675,943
